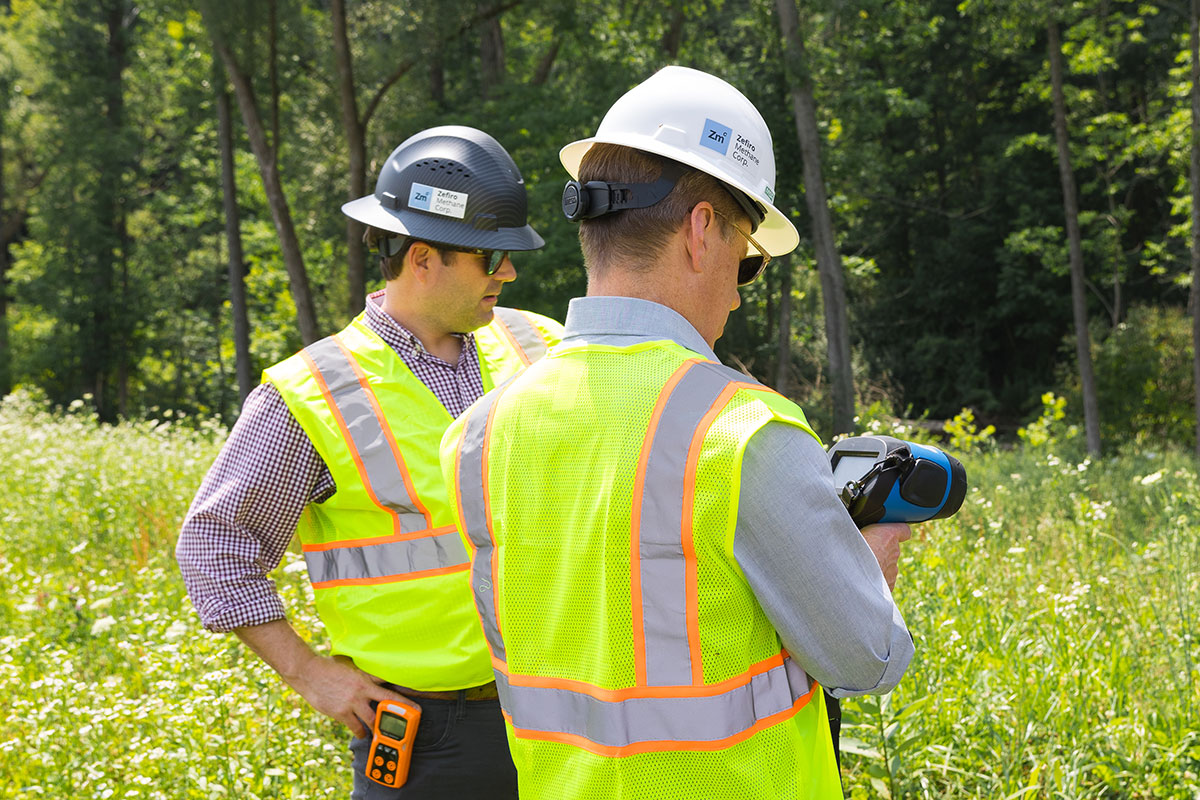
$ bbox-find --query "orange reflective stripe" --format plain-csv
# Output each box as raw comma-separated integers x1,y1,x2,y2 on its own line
300,347,400,538
331,335,433,528
630,357,704,686
454,380,518,662
504,688,815,758
492,317,530,366
499,651,793,701
494,652,816,756
301,524,458,552
680,380,757,684
303,525,468,585
481,381,506,643
311,562,468,590
491,307,548,367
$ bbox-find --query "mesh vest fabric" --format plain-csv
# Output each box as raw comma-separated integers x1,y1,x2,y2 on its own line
265,308,561,690
444,339,843,798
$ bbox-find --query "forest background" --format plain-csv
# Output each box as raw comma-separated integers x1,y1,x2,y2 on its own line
5,0,1200,448
3,2,1200,798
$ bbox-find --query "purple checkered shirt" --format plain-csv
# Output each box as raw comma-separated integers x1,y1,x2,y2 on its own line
176,290,487,632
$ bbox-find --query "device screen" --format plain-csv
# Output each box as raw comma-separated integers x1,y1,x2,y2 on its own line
379,712,408,739
831,452,879,487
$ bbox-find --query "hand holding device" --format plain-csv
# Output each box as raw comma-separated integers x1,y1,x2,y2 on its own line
367,697,422,788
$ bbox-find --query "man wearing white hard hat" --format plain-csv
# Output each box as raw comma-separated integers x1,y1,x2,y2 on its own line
178,126,562,799
441,67,914,798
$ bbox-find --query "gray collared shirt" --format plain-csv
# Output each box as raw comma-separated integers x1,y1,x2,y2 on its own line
561,296,913,697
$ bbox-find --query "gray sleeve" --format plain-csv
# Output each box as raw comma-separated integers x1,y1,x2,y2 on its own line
733,421,914,698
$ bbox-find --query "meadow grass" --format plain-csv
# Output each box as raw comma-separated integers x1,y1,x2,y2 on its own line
0,391,1196,798
841,442,1200,799
0,392,348,799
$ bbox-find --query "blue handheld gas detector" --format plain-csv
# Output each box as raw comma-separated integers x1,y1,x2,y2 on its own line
828,435,967,527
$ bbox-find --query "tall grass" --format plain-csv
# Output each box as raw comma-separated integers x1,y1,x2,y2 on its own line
0,391,348,799
1,391,1196,798
841,444,1200,799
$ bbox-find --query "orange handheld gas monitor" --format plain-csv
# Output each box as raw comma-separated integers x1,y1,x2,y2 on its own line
367,697,421,788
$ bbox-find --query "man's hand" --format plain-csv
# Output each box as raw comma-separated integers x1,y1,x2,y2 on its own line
288,654,408,738
860,523,912,591
235,619,409,738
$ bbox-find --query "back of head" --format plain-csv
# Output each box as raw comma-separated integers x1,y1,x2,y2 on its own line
576,145,743,276
561,66,799,273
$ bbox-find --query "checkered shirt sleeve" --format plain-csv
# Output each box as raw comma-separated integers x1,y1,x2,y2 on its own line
176,291,485,631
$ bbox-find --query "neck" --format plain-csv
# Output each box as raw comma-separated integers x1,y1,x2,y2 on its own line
587,260,709,344
380,283,464,363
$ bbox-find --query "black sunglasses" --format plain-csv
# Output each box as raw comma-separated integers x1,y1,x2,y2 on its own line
377,238,509,275
456,248,511,275
713,210,771,286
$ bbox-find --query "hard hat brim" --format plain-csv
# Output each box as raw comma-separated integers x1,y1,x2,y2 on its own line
342,195,545,252
560,136,799,258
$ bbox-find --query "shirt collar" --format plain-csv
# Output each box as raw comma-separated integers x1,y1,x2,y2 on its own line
561,296,717,361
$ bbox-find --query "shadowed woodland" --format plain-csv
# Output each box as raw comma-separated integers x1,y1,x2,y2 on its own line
4,0,1200,453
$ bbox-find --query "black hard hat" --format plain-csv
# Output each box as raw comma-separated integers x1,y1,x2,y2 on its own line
342,125,544,251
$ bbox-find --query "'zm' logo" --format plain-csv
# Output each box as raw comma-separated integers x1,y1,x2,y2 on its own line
700,118,733,156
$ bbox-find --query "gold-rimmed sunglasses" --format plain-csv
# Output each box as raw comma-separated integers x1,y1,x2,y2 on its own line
713,210,771,286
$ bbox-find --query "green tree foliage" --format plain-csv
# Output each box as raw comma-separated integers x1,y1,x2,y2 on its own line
1,0,1198,441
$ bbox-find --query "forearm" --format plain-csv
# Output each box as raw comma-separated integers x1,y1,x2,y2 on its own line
735,421,914,696
235,618,318,685
235,619,405,738
176,382,330,631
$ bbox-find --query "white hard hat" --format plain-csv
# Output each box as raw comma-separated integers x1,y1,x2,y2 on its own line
560,65,799,257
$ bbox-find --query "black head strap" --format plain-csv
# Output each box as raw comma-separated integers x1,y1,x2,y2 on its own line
562,160,688,222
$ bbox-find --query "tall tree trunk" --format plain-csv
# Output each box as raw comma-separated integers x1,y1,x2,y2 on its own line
479,0,506,100
331,0,367,315
216,78,254,406
531,37,560,86
1048,21,1101,456
203,10,320,345
1190,0,1200,459
662,3,685,58
0,103,9,398
430,50,446,105
775,256,793,394
92,0,130,421
776,0,855,434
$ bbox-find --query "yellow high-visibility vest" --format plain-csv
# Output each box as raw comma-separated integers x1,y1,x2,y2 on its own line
443,338,842,798
266,307,561,690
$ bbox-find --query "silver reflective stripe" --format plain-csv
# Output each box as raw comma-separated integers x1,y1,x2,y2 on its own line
454,387,508,661
636,360,760,686
305,528,467,585
305,337,428,534
493,307,547,362
496,656,811,749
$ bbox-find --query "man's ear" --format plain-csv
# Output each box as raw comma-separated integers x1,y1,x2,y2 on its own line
406,242,437,284
685,201,719,275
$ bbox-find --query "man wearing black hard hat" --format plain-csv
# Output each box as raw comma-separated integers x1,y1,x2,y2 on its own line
177,126,562,799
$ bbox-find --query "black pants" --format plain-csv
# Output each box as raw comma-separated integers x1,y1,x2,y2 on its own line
349,692,516,799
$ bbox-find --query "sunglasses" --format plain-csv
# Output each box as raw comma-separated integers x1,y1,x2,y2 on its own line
456,248,511,275
376,238,509,275
713,210,771,286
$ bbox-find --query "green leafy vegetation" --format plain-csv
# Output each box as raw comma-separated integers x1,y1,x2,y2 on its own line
3,1,1199,443
1,395,1195,797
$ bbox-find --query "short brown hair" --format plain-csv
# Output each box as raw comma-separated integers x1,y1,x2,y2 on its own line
577,144,742,275
363,227,455,281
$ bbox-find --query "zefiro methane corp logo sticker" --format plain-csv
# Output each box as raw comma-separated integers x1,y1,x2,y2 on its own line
408,182,469,219
700,119,761,173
